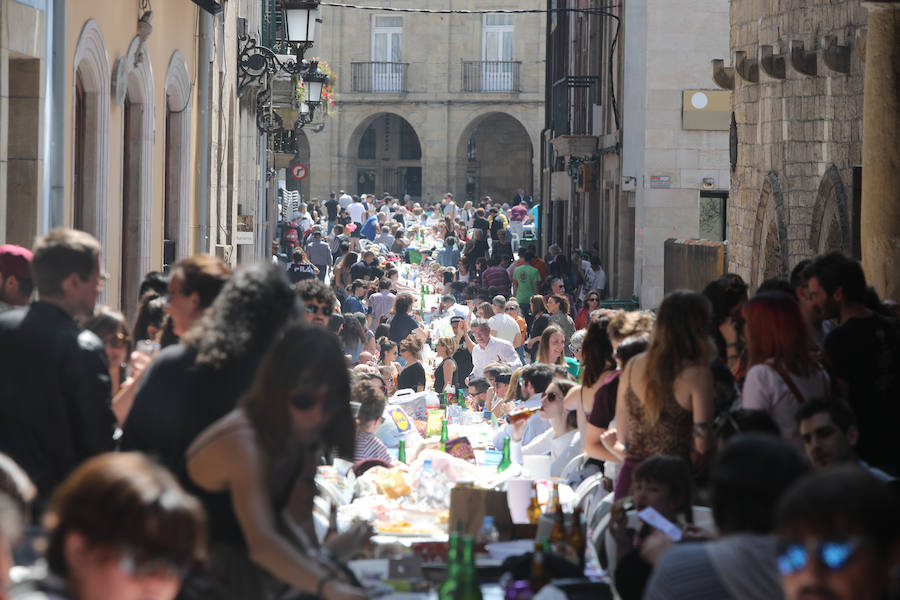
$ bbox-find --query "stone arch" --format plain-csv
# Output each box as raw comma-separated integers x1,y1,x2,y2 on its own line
809,164,851,255
347,112,423,200
454,111,534,204
72,19,110,255
163,50,192,263
114,36,155,317
750,171,789,289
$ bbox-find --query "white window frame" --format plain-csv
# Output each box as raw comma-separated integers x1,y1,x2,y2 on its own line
481,14,515,91
371,15,403,92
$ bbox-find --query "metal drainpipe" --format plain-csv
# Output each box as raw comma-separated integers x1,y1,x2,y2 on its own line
194,10,212,253
539,0,552,255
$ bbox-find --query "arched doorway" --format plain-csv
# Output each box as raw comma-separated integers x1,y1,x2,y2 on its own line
163,51,192,269
351,113,422,200
751,172,789,289
119,37,154,318
810,165,850,255
456,112,532,205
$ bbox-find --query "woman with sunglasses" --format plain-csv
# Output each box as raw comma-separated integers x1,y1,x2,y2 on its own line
185,322,367,600
575,292,602,330
396,335,426,393
13,452,205,600
508,379,579,478
82,306,151,425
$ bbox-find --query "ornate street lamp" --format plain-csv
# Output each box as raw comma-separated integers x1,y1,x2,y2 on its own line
237,0,326,134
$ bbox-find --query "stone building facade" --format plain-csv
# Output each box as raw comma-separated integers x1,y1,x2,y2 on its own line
1,0,268,318
721,0,866,289
295,0,545,205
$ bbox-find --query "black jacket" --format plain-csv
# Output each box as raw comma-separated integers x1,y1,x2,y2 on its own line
0,302,116,509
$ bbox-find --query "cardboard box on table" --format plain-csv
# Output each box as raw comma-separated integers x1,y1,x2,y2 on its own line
448,486,514,540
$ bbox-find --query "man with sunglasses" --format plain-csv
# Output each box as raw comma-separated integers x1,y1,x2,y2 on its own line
775,466,900,600
643,434,808,600
295,279,336,327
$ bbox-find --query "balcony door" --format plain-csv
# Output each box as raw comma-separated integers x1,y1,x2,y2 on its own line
371,16,402,92
482,14,514,91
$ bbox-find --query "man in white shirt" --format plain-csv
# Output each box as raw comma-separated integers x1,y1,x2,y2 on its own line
339,190,353,210
438,294,469,320
348,196,366,225
492,364,552,449
487,295,523,347
469,318,522,380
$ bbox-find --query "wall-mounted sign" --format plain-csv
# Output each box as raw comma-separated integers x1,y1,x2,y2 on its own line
236,215,254,245
650,175,671,189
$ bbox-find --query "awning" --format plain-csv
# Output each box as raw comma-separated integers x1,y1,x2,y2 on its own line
191,0,224,15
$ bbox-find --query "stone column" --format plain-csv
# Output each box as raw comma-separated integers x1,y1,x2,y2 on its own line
861,1,900,301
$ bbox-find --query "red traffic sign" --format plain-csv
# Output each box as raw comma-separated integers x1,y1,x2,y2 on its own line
291,164,307,180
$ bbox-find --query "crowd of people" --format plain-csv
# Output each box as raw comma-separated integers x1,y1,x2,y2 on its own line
0,186,897,600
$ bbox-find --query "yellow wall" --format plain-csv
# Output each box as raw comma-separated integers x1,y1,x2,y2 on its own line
63,0,200,310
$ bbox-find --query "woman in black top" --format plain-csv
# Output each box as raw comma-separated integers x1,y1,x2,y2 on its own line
433,336,458,393
527,295,551,362
397,334,426,392
491,228,513,261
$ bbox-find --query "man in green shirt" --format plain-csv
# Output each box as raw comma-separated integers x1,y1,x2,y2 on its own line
513,247,541,309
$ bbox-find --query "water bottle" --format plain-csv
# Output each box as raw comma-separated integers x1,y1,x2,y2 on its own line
417,459,436,505
477,516,499,544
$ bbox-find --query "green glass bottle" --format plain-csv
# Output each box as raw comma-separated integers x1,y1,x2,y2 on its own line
438,532,460,600
458,389,466,408
497,436,512,472
440,418,449,452
397,440,406,464
455,536,483,600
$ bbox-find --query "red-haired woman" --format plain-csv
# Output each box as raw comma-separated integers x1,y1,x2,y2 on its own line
740,291,829,450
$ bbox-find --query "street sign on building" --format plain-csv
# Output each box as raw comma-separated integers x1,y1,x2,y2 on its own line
291,164,307,180
236,215,254,245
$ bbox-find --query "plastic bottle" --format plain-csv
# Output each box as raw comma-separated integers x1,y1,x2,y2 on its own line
477,516,499,544
417,459,437,505
438,532,460,600
444,384,455,408
397,439,407,464
497,436,512,472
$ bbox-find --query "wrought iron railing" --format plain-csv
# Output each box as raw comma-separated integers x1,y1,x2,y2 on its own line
350,62,409,93
462,61,521,93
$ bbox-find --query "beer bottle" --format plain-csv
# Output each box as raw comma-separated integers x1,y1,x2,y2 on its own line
527,482,542,524
397,439,407,464
438,532,460,600
550,502,567,556
440,418,449,452
455,535,483,600
324,502,339,543
458,389,466,408
568,506,586,570
497,436,512,472
529,538,550,593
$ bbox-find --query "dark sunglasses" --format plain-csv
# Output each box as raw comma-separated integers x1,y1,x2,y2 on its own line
587,297,599,303
543,391,559,402
306,304,333,316
290,391,327,411
776,538,869,576
505,307,517,312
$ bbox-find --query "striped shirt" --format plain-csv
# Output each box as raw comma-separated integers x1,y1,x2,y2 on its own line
355,431,393,464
